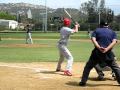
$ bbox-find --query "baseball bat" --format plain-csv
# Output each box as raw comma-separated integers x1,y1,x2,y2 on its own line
63,8,76,25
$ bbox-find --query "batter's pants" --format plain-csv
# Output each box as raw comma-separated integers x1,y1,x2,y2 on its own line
56,44,73,71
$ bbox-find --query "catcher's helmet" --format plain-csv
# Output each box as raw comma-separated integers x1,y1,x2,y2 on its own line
63,18,71,26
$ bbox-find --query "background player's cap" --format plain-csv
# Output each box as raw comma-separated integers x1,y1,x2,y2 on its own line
63,18,71,26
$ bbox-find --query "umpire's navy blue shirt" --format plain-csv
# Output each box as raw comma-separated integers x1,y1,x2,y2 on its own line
92,28,117,48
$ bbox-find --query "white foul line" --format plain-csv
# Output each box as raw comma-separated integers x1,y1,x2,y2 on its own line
0,64,54,79
0,64,49,72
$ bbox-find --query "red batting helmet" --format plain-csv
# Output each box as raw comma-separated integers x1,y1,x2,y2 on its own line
63,18,71,26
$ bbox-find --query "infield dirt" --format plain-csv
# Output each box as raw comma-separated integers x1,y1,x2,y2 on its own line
0,62,120,90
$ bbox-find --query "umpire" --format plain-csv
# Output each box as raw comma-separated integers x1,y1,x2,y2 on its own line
79,21,120,86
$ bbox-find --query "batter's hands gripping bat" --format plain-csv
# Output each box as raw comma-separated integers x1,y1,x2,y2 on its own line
63,8,76,25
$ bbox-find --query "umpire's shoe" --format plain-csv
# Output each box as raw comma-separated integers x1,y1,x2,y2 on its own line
79,82,86,86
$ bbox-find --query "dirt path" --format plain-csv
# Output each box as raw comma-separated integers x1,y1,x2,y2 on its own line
0,62,120,90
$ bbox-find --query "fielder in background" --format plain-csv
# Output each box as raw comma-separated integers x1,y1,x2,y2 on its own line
56,18,79,76
79,21,120,86
25,24,33,44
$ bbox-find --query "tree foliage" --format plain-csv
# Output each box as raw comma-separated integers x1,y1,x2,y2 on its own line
0,11,16,20
80,0,114,23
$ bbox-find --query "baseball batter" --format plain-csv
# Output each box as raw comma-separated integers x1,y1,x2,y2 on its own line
56,18,79,76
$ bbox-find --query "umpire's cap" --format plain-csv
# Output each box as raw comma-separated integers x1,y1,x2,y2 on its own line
100,21,109,27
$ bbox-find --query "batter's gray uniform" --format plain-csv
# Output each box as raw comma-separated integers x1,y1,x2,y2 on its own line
56,27,75,72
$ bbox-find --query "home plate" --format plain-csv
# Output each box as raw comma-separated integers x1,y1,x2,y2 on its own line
42,76,53,79
34,68,49,73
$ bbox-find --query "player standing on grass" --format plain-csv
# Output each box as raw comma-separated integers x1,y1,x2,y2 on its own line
56,18,79,76
79,21,120,86
25,24,33,44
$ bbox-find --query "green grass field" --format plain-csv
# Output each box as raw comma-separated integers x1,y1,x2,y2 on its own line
0,32,120,63
0,31,119,39
0,31,90,39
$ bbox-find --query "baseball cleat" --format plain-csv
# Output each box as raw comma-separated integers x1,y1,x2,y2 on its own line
64,70,72,76
112,72,116,80
97,75,104,80
56,69,64,72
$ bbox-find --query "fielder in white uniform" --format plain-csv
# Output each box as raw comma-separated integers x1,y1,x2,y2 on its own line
26,24,33,44
56,18,79,76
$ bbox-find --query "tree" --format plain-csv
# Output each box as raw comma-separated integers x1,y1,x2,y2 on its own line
81,0,99,23
80,0,114,23
115,15,120,23
0,11,16,20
